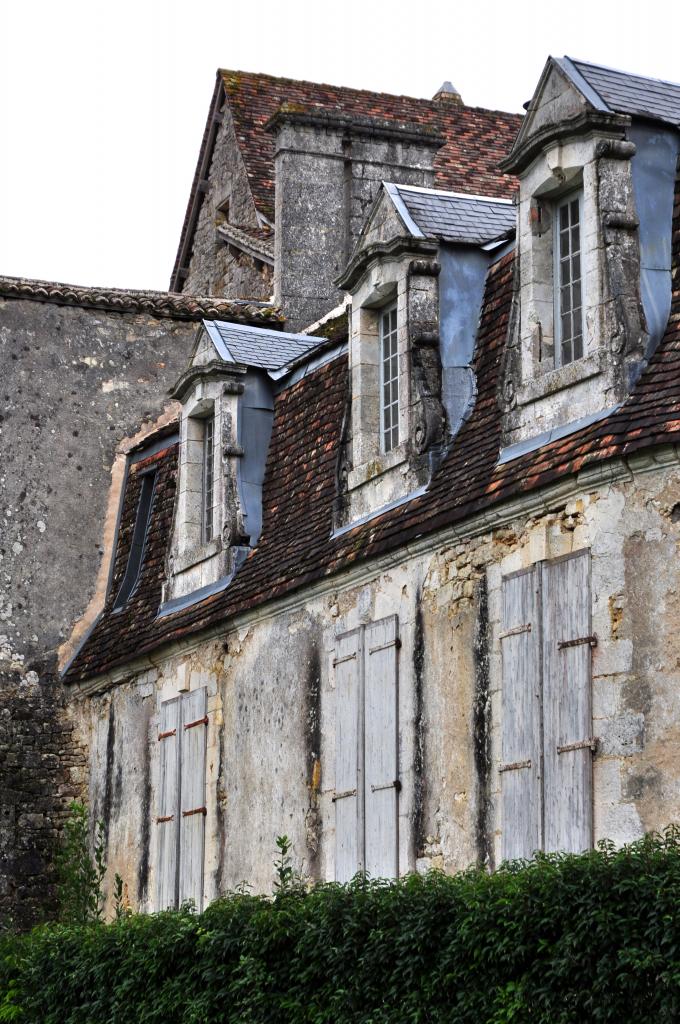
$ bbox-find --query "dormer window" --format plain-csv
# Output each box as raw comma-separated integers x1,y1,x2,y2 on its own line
555,191,584,366
380,303,399,453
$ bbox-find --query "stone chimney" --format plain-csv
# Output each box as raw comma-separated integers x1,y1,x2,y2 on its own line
432,81,463,106
266,109,444,331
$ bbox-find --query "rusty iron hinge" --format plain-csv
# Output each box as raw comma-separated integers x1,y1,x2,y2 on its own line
500,623,531,640
368,638,401,655
333,652,357,667
499,759,532,773
184,716,208,730
182,806,207,818
332,787,357,803
370,780,402,793
558,634,598,650
557,738,598,754
158,729,176,741
156,814,174,824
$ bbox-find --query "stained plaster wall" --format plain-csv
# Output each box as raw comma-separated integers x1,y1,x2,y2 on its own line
70,456,680,913
182,105,273,302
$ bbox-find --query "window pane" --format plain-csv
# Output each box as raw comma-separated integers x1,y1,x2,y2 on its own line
573,335,583,361
560,205,569,231
571,224,580,252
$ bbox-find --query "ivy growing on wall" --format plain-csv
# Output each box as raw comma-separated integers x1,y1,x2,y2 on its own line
3,830,680,1023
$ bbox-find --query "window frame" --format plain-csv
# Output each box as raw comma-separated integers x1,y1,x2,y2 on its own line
201,413,217,545
553,189,585,368
379,302,400,455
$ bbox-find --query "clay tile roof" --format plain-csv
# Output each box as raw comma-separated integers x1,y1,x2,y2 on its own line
64,164,680,685
0,274,283,324
171,70,523,289
221,69,523,221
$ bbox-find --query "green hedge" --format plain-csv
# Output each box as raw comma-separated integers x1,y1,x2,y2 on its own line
4,831,680,1023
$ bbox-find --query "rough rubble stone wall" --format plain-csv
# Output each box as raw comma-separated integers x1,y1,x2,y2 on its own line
183,107,273,301
0,297,198,670
0,667,86,931
0,297,198,926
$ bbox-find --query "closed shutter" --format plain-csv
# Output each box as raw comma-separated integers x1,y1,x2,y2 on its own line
334,628,362,882
364,615,399,879
542,551,593,853
179,688,208,909
500,567,542,861
156,698,180,910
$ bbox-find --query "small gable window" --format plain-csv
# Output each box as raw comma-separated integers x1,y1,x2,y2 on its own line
554,191,584,366
380,303,399,454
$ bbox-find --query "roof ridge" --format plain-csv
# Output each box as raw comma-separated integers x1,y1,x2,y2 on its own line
0,274,283,323
570,56,680,92
218,67,523,117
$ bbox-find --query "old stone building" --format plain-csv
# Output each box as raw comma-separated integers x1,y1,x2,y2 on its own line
6,55,680,923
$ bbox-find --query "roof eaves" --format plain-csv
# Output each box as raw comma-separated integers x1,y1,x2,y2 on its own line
170,73,227,292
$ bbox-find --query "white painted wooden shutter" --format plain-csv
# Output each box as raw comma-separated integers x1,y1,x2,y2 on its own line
542,551,593,853
178,688,208,909
364,615,399,879
500,567,542,861
334,628,362,882
156,698,180,910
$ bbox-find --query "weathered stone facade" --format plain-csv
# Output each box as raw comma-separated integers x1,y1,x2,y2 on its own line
67,452,680,909
182,104,274,301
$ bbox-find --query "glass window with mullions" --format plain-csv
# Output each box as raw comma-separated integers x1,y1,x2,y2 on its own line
554,192,584,366
380,304,399,453
202,415,217,543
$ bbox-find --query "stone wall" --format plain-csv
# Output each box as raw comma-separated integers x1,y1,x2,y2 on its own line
69,453,680,912
0,296,202,671
183,107,273,302
272,117,441,331
0,667,86,931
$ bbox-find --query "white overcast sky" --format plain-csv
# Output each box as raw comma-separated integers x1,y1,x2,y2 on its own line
1,0,679,293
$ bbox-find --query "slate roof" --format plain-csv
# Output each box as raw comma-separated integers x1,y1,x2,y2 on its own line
571,58,680,127
205,320,327,370
0,274,282,324
387,183,516,245
171,69,522,289
64,161,680,685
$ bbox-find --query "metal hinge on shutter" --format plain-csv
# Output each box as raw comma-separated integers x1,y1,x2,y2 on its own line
158,728,176,740
370,780,402,793
331,787,357,803
184,716,208,730
182,806,207,817
558,635,598,650
368,638,401,655
500,623,531,640
557,738,598,754
333,652,357,667
156,814,174,823
498,759,532,773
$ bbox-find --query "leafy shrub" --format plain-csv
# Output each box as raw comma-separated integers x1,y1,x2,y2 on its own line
55,801,107,925
4,830,680,1023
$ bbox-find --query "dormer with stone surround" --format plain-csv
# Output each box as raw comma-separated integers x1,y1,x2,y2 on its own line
336,182,516,526
163,321,325,610
498,57,680,454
